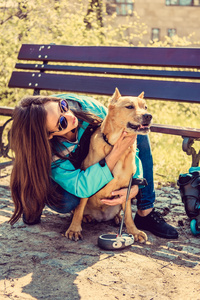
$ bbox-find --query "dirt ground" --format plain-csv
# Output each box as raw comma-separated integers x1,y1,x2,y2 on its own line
0,166,200,300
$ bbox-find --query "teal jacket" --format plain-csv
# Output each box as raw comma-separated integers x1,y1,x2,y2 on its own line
50,93,143,198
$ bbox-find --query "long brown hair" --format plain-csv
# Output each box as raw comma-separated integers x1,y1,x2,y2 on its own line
9,95,102,225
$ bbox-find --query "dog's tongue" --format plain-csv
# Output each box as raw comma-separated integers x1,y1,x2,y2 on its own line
139,124,149,129
138,124,150,131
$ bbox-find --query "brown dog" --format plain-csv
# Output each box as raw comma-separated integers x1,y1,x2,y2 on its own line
65,88,152,242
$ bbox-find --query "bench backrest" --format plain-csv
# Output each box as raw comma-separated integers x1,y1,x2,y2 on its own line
8,44,200,103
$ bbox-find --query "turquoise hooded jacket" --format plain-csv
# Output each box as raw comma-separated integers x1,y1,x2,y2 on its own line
50,93,143,198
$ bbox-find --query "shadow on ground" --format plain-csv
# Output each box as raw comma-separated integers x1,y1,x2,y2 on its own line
0,174,200,300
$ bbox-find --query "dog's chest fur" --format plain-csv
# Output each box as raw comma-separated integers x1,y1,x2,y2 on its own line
83,203,121,222
82,127,137,222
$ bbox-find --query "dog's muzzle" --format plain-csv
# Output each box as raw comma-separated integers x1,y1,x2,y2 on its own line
127,113,152,133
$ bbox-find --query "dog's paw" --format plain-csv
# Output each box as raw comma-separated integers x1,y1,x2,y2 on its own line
82,215,93,223
65,226,83,241
114,214,122,225
133,230,148,244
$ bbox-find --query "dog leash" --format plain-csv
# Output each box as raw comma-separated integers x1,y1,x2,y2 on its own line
117,173,133,237
98,174,148,250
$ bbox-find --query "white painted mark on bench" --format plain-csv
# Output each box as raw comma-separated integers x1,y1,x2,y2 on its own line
39,46,45,51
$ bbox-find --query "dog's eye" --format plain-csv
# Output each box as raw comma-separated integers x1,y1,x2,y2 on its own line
125,105,135,109
145,105,147,110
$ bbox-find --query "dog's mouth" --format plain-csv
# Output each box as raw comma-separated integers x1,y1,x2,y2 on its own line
127,122,151,132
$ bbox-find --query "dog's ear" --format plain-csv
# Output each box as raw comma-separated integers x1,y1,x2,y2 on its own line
138,92,144,99
110,88,121,104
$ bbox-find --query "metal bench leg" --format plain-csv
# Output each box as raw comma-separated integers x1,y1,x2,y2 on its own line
182,137,200,167
0,117,13,173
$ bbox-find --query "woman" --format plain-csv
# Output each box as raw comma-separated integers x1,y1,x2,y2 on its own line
9,93,141,226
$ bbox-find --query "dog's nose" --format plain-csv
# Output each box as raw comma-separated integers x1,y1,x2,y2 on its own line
143,113,152,123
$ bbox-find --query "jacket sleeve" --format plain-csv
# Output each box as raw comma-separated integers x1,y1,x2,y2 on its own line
51,148,143,196
51,158,114,198
133,149,143,179
133,149,144,189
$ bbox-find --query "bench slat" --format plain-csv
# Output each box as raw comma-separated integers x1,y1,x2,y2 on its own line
0,106,14,116
8,71,200,103
15,63,200,79
0,106,199,138
18,44,200,68
150,124,200,138
1,105,199,138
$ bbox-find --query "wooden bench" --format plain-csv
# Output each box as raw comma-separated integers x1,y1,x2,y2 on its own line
1,44,200,170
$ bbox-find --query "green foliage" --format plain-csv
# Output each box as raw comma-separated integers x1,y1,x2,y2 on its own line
148,33,200,48
0,0,147,105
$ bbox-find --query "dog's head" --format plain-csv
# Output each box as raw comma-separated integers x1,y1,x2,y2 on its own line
108,88,152,135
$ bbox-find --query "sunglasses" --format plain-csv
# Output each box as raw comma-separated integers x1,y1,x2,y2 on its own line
50,99,69,134
58,99,69,131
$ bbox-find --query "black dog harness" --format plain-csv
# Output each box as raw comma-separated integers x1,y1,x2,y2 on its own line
67,124,100,169
102,133,113,147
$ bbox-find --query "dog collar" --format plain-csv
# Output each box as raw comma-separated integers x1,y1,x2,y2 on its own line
102,133,113,147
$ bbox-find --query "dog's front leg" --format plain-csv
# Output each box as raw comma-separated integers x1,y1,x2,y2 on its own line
65,198,88,241
122,200,148,243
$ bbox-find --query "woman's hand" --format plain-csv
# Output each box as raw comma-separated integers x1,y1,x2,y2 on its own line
105,131,137,172
100,185,139,206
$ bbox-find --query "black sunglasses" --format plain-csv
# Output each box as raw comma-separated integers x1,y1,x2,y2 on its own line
50,99,69,134
58,99,69,131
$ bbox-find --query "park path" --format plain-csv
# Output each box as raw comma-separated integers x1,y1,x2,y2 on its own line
0,166,200,300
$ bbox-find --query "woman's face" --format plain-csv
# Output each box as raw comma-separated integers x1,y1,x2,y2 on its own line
44,100,78,139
